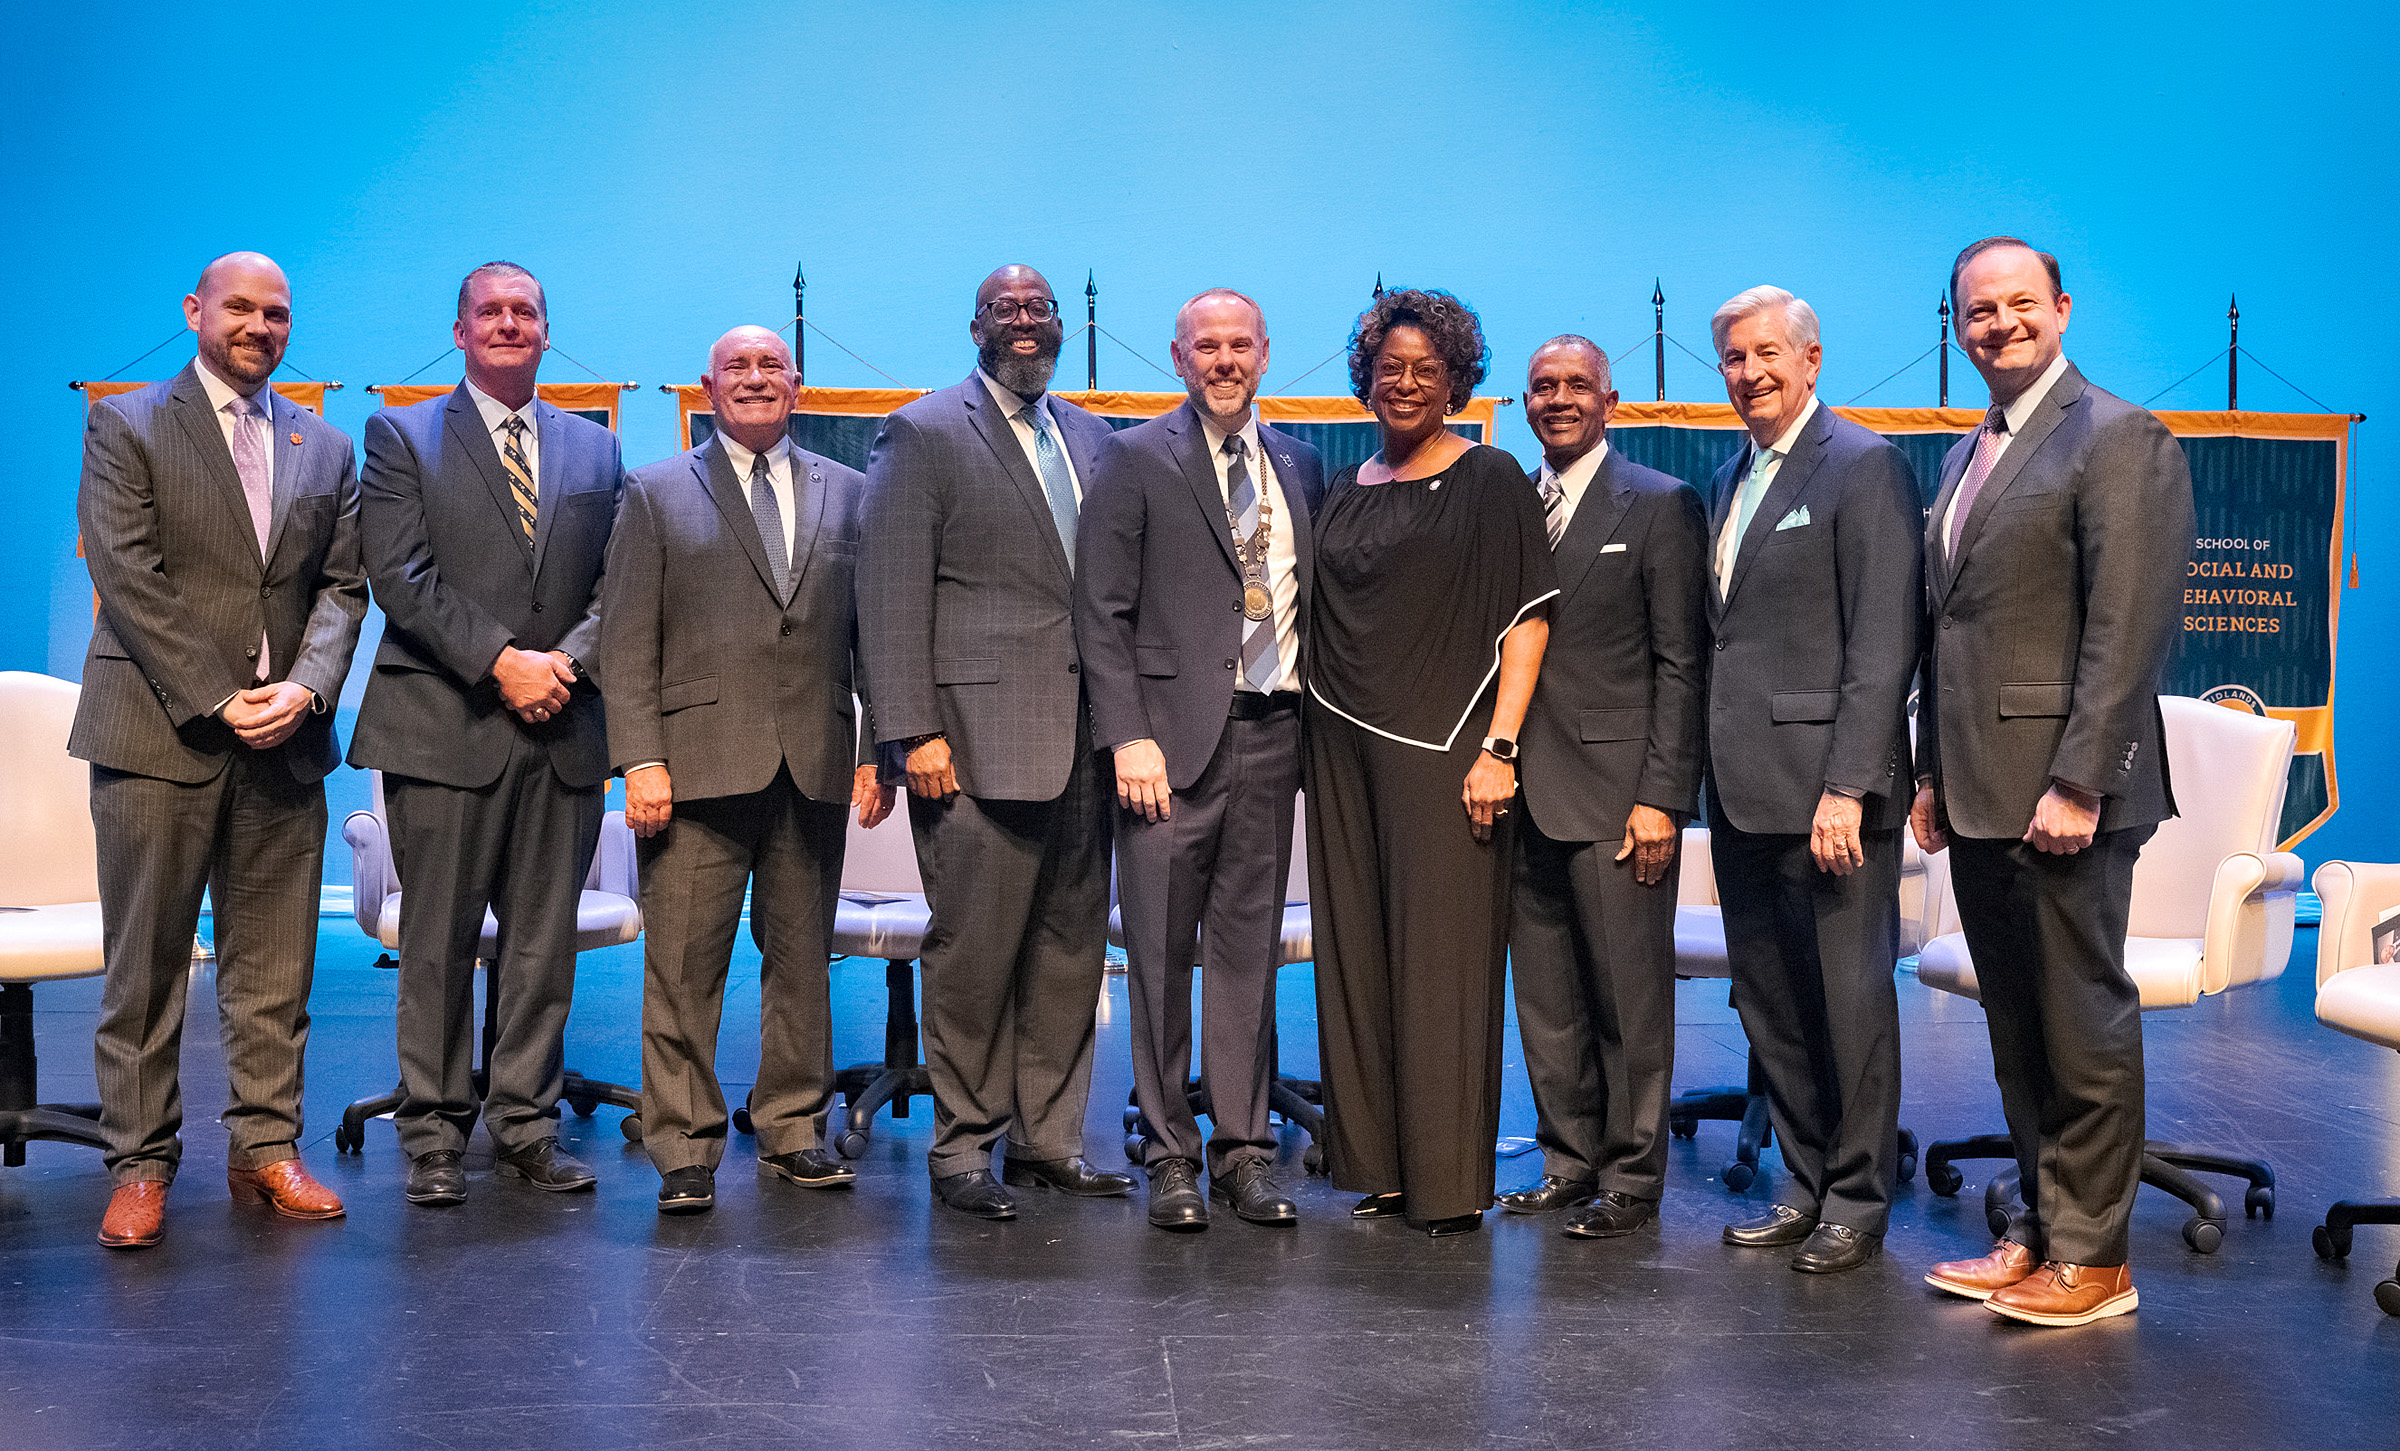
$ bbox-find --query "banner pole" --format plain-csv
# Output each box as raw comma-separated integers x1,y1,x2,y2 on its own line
1938,294,1951,408
1373,272,1384,300
1652,280,1665,403
1086,270,1098,392
2227,294,2239,410
794,261,806,387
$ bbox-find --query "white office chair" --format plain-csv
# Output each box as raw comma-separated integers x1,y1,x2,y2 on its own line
809,799,934,1158
1915,695,2303,1253
0,672,109,1166
333,769,645,1150
2306,859,2400,1315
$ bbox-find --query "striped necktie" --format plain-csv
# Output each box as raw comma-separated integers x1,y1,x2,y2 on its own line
1538,471,1567,549
499,415,537,542
1225,435,1280,692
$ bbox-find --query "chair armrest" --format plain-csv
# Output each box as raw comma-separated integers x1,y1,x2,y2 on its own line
2199,850,2304,996
2313,860,2400,989
1676,827,1717,907
591,810,638,896
340,809,393,939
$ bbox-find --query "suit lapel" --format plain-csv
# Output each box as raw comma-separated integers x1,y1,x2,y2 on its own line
1925,434,1974,605
1723,403,1831,608
260,389,304,571
530,400,564,579
1946,365,2085,580
1550,450,1634,603
959,372,1071,581
1703,447,1743,628
168,366,264,567
782,448,831,609
698,436,781,603
443,385,532,570
1169,404,1240,575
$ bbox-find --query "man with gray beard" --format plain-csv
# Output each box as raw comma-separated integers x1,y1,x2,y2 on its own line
856,265,1132,1219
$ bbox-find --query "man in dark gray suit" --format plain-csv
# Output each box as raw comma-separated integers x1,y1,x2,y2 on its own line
73,252,367,1248
1918,238,2194,1328
603,326,894,1215
1703,286,1923,1274
350,261,624,1206
1498,337,1708,1240
857,264,1134,1219
1075,289,1325,1231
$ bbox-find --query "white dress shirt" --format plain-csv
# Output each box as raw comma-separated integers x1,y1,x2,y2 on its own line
1716,392,1820,588
1943,352,2072,554
980,370,1081,502
1534,438,1611,539
466,378,540,488
1198,410,1302,693
718,432,798,560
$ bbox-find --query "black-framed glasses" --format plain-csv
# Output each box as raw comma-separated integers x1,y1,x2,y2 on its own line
980,298,1061,324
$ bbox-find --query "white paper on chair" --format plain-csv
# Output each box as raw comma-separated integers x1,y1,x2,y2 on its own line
2374,903,2400,966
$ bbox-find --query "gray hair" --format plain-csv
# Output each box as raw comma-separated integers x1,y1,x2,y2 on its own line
1530,334,1612,392
1710,285,1819,357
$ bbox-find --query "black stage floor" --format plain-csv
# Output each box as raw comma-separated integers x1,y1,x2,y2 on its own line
4,922,2397,1449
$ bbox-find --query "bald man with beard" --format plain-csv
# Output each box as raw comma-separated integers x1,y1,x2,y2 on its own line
73,252,367,1247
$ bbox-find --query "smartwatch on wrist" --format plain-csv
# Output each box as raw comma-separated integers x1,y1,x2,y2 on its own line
1481,736,1518,764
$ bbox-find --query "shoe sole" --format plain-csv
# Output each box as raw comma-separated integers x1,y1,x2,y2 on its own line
405,1187,466,1206
229,1181,344,1221
1561,1215,1655,1240
1000,1170,1133,1197
1924,1271,2013,1302
97,1229,164,1249
1792,1250,1879,1274
1498,1190,1599,1216
936,1199,1017,1220
658,1196,714,1215
1149,1213,1210,1231
1986,1288,2138,1327
1208,1190,1297,1226
495,1163,597,1193
760,1164,856,1190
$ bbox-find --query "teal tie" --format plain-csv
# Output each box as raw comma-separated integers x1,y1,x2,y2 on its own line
1020,405,1078,569
1732,445,1777,550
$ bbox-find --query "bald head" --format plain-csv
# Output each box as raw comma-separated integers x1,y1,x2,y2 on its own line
702,324,800,453
185,252,291,390
976,264,1052,311
709,325,793,376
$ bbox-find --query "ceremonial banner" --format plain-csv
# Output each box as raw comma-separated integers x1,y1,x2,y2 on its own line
79,379,333,414
1608,403,2351,847
369,381,629,431
672,385,1501,475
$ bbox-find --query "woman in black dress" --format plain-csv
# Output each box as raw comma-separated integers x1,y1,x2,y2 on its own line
1305,290,1555,1235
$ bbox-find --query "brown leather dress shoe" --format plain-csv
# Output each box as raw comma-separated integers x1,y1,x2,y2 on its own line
1986,1261,2138,1326
228,1159,346,1220
98,1181,169,1249
1925,1239,2036,1301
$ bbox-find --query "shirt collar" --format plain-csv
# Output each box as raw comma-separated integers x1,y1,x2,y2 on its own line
464,378,538,436
1536,438,1610,498
718,431,791,480
194,357,271,415
1998,354,2072,437
1763,392,1820,460
1195,408,1263,465
980,369,1049,426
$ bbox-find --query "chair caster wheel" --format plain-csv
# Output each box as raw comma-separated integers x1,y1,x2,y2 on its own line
620,1115,643,1143
1722,1162,1756,1193
333,1123,362,1154
1303,1143,1325,1176
2314,1223,2350,1260
732,1106,754,1136
2375,1280,2400,1318
1986,1205,2011,1239
1669,1117,1696,1140
567,1096,598,1118
1926,1162,1963,1196
836,1130,870,1160
1896,1152,1918,1185
1123,1105,1141,1132
1124,1135,1147,1164
2183,1217,2224,1254
2244,1185,2273,1219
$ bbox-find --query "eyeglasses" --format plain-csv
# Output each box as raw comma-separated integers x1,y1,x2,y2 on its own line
980,298,1061,324
1374,358,1451,387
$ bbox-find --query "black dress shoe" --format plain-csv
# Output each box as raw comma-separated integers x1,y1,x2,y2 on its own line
1496,1176,1600,1215
1351,1192,1407,1219
405,1149,466,1206
1001,1155,1137,1197
1147,1159,1208,1231
760,1149,857,1189
1791,1221,1882,1274
1210,1161,1297,1226
657,1166,715,1215
932,1168,1017,1220
494,1136,597,1193
1419,1212,1484,1238
1561,1191,1658,1239
1723,1203,1819,1247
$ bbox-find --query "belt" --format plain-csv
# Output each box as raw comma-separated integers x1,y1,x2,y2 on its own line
1227,690,1303,721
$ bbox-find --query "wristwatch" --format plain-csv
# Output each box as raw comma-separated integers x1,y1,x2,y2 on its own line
1481,736,1518,763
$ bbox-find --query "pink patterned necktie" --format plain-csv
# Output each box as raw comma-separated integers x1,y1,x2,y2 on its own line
227,394,273,678
1945,404,2009,559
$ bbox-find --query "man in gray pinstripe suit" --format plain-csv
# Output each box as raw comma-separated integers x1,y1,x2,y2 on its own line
72,252,367,1248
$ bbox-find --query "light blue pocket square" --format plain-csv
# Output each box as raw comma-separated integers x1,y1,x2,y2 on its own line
1775,506,1810,530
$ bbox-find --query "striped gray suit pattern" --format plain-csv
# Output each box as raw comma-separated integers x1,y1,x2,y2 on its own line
72,363,367,1184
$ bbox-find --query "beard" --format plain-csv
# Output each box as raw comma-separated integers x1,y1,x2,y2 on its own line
203,334,280,389
980,330,1062,400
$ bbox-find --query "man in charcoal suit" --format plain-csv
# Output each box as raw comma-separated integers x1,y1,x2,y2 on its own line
74,251,367,1248
1703,286,1923,1274
350,261,624,1206
1918,238,2194,1327
1498,336,1709,1240
856,264,1136,1219
1075,289,1326,1231
602,326,895,1215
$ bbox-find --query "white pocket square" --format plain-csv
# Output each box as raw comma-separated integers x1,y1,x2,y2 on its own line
1600,542,1627,554
1775,506,1811,530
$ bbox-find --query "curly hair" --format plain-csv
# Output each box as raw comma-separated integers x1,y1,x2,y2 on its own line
1346,288,1488,413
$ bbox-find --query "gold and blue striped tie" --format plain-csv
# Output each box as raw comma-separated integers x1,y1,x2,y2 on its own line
500,415,537,542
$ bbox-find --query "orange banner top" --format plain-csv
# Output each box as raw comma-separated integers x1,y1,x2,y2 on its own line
370,381,628,431
79,379,331,415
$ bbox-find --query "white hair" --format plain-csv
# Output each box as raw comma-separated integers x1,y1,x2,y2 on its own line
1710,285,1820,357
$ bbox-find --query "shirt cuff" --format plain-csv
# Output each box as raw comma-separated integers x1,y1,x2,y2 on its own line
626,761,666,775
1823,783,1865,800
1111,737,1157,754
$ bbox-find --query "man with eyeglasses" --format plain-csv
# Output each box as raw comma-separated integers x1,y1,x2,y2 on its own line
857,265,1134,1219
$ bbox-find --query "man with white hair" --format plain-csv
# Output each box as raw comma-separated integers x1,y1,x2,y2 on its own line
1701,286,1923,1274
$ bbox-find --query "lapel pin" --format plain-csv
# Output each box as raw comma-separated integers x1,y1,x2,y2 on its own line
289,432,303,446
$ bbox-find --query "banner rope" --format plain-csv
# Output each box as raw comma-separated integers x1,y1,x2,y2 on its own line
791,313,907,387
2237,348,2343,416
1841,343,1943,406
1086,322,1177,382
1270,343,1348,396
396,346,460,384
95,325,190,382
2142,349,2232,407
547,345,621,384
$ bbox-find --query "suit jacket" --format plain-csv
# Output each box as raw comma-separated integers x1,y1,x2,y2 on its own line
1073,402,1326,789
1519,448,1710,843
1703,404,1923,836
70,364,367,786
856,372,1114,801
602,436,868,805
1920,363,2193,839
348,384,623,790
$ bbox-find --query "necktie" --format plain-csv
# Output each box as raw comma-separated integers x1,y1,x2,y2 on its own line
1717,445,1777,597
1538,472,1567,549
1946,404,2011,559
227,394,274,678
749,450,791,602
1225,435,1280,693
1019,405,1078,568
499,415,537,543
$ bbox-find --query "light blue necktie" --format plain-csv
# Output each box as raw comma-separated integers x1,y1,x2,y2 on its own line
748,451,791,601
1732,445,1777,552
1225,435,1280,692
1020,404,1077,569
